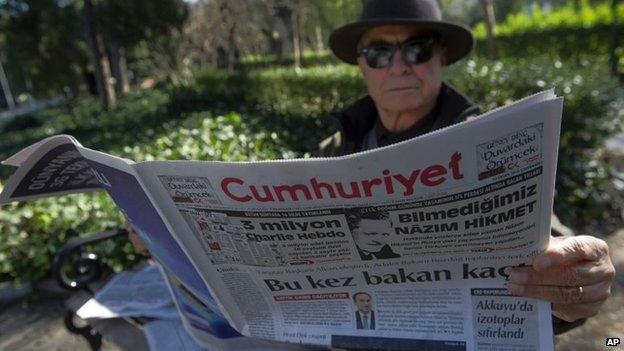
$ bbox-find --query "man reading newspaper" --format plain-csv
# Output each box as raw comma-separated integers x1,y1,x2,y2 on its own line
1,1,616,350
122,0,614,345
316,0,614,333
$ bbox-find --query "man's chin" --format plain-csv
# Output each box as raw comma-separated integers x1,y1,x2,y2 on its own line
382,95,424,111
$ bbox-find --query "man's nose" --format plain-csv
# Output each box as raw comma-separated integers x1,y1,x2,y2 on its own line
388,49,410,74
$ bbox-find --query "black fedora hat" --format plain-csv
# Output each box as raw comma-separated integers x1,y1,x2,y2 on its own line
329,0,474,65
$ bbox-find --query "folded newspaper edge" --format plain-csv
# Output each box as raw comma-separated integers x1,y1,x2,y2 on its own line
1,90,562,351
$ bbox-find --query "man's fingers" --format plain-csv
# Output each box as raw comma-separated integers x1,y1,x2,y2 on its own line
532,236,610,271
508,262,614,287
507,279,612,304
552,302,603,322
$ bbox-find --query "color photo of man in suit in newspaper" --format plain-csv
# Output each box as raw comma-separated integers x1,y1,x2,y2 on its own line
354,292,376,330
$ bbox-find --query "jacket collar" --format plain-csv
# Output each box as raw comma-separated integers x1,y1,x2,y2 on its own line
335,82,479,152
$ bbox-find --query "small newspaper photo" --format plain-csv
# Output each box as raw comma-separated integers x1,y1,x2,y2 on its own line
0,89,563,351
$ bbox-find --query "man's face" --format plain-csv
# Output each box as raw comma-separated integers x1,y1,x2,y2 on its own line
354,294,372,313
352,218,392,253
357,25,446,126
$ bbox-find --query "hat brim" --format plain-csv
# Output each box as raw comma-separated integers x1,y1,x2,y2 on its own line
329,19,474,65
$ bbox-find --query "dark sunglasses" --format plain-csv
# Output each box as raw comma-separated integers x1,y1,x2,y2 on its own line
357,36,439,69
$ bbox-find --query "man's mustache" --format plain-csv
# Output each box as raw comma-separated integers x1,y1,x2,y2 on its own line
384,81,421,91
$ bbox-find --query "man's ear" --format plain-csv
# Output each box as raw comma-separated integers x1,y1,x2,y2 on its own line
356,56,368,73
440,46,449,66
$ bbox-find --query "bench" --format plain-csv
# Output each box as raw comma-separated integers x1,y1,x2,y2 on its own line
52,228,149,351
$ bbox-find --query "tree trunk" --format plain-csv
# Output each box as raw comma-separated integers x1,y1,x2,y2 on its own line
227,23,236,72
609,0,621,79
315,24,324,53
84,0,116,108
480,0,498,60
218,2,236,72
573,0,581,11
0,60,16,109
264,28,284,63
118,47,130,93
291,9,301,69
275,36,284,63
109,40,130,94
274,5,291,64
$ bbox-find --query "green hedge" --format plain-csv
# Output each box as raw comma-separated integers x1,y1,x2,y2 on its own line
1,56,623,284
473,0,624,38
0,89,173,168
0,191,130,283
168,65,366,153
237,50,340,70
473,1,624,60
475,24,624,61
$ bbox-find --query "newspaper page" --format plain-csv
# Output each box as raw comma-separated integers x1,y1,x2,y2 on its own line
0,90,562,350
157,263,320,351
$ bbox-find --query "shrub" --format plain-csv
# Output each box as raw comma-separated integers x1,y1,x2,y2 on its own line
168,65,366,153
120,111,297,162
0,189,128,283
473,1,624,61
473,0,624,38
237,50,340,70
0,89,174,168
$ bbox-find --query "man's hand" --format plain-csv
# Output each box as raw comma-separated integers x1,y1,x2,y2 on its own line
125,218,151,257
507,235,615,322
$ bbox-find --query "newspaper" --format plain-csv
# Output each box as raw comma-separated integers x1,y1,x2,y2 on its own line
76,262,179,320
156,263,320,351
0,89,563,350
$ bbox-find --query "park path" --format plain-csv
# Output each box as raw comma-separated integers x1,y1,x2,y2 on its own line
0,296,121,351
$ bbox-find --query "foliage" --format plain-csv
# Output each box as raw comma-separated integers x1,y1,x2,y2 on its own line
474,0,624,37
237,50,340,70
439,0,526,27
99,0,188,48
0,189,126,283
0,89,173,168
439,0,481,25
120,112,297,162
0,0,88,96
473,0,624,60
0,0,190,99
168,64,366,153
